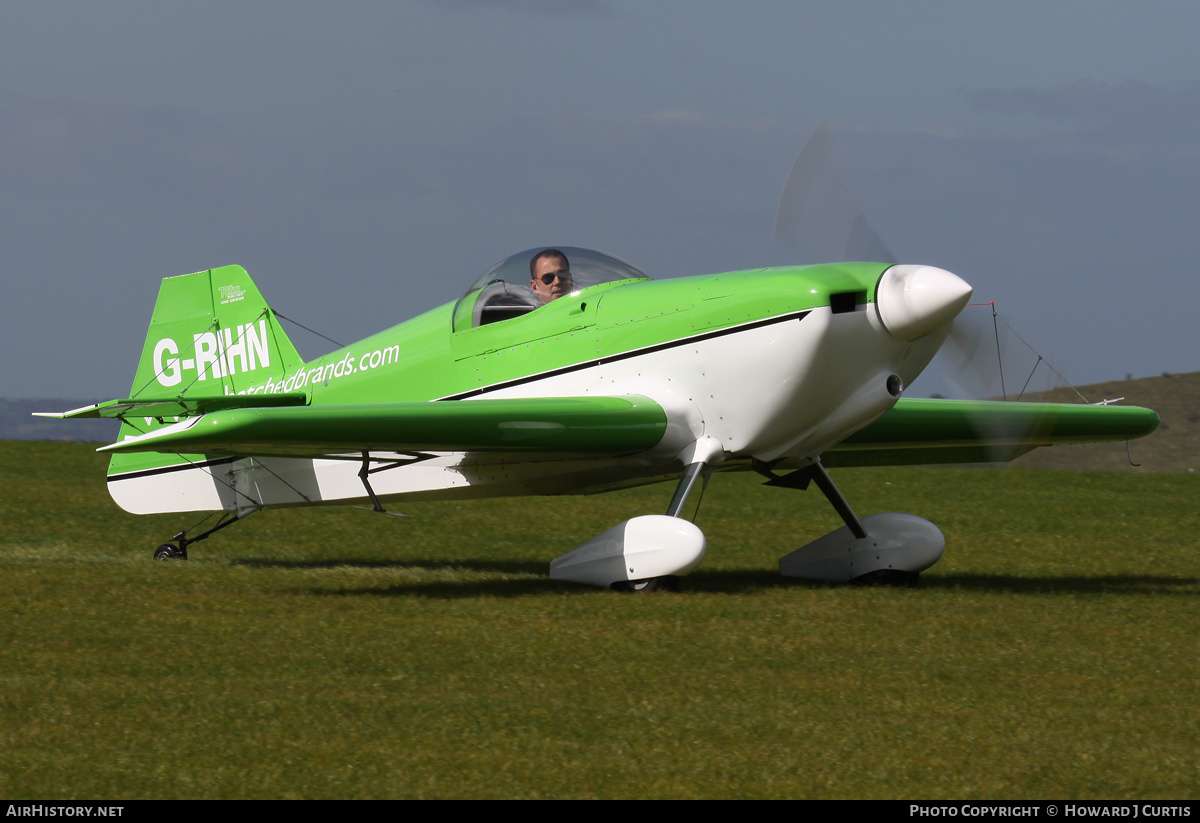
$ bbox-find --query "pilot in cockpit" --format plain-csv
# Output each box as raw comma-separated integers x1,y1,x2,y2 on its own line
529,248,574,305
466,246,649,326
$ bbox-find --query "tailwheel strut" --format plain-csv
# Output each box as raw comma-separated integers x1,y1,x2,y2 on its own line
153,508,259,561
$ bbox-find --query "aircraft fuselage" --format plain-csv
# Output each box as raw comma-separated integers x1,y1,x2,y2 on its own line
107,262,966,514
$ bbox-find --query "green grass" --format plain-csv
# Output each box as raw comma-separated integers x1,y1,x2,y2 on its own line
1,441,1197,798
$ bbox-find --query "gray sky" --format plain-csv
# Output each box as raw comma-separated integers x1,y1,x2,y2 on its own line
4,0,1198,400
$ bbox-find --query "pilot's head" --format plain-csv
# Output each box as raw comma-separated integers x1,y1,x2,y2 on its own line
530,248,572,304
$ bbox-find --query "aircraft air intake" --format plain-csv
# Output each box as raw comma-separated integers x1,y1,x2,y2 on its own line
875,265,973,341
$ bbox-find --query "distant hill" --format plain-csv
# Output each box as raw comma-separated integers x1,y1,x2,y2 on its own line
1010,371,1199,474
4,372,1195,472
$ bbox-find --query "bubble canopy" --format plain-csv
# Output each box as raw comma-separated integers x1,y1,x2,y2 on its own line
453,247,652,330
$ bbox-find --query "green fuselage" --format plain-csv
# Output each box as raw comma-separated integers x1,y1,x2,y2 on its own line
301,263,884,406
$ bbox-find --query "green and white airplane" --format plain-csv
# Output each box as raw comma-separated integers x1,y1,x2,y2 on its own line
42,245,1158,589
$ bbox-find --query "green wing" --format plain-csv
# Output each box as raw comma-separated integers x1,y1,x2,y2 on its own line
98,395,668,458
87,394,1157,467
823,398,1160,467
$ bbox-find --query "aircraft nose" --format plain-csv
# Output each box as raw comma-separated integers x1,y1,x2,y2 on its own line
875,264,973,341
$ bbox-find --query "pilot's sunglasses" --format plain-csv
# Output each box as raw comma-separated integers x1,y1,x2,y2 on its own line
539,270,570,285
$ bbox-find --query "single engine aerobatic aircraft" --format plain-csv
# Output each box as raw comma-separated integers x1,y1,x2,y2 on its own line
40,245,1158,590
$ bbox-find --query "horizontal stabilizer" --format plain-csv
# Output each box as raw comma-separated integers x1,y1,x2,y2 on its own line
824,398,1159,467
99,395,667,458
36,393,307,421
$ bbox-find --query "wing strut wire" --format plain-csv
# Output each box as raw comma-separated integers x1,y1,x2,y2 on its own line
128,317,219,400
274,310,345,349
1016,356,1043,402
175,454,262,508
990,302,1007,401
244,457,313,504
128,308,276,402
970,301,1091,404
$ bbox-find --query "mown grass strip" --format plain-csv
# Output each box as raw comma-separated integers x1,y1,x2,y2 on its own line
1,441,1196,798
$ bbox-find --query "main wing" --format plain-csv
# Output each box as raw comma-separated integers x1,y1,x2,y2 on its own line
65,394,671,515
49,393,1158,515
87,393,1158,471
96,395,669,458
823,398,1160,467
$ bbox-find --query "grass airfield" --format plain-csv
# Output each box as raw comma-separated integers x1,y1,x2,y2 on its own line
1,440,1197,799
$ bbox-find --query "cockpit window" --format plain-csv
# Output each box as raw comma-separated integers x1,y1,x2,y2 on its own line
453,246,652,330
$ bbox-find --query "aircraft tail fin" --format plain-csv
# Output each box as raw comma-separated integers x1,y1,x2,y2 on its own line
106,265,307,494
126,265,304,401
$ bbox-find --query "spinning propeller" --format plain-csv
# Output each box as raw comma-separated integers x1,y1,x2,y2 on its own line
774,122,895,265
774,123,1071,460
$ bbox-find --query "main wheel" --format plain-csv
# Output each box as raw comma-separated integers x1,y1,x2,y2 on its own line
851,568,918,587
611,575,680,593
153,543,187,561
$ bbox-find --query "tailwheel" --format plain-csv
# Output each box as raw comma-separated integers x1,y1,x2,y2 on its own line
611,575,680,594
153,543,187,561
151,508,259,563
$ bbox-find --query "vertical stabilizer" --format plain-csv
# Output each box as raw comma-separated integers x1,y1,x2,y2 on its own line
126,265,303,400
108,265,305,499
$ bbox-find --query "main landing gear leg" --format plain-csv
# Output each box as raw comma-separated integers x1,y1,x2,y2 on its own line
550,437,723,592
608,458,716,593
760,460,944,585
153,508,259,561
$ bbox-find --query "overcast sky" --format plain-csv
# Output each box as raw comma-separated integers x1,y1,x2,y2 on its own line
3,0,1198,401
